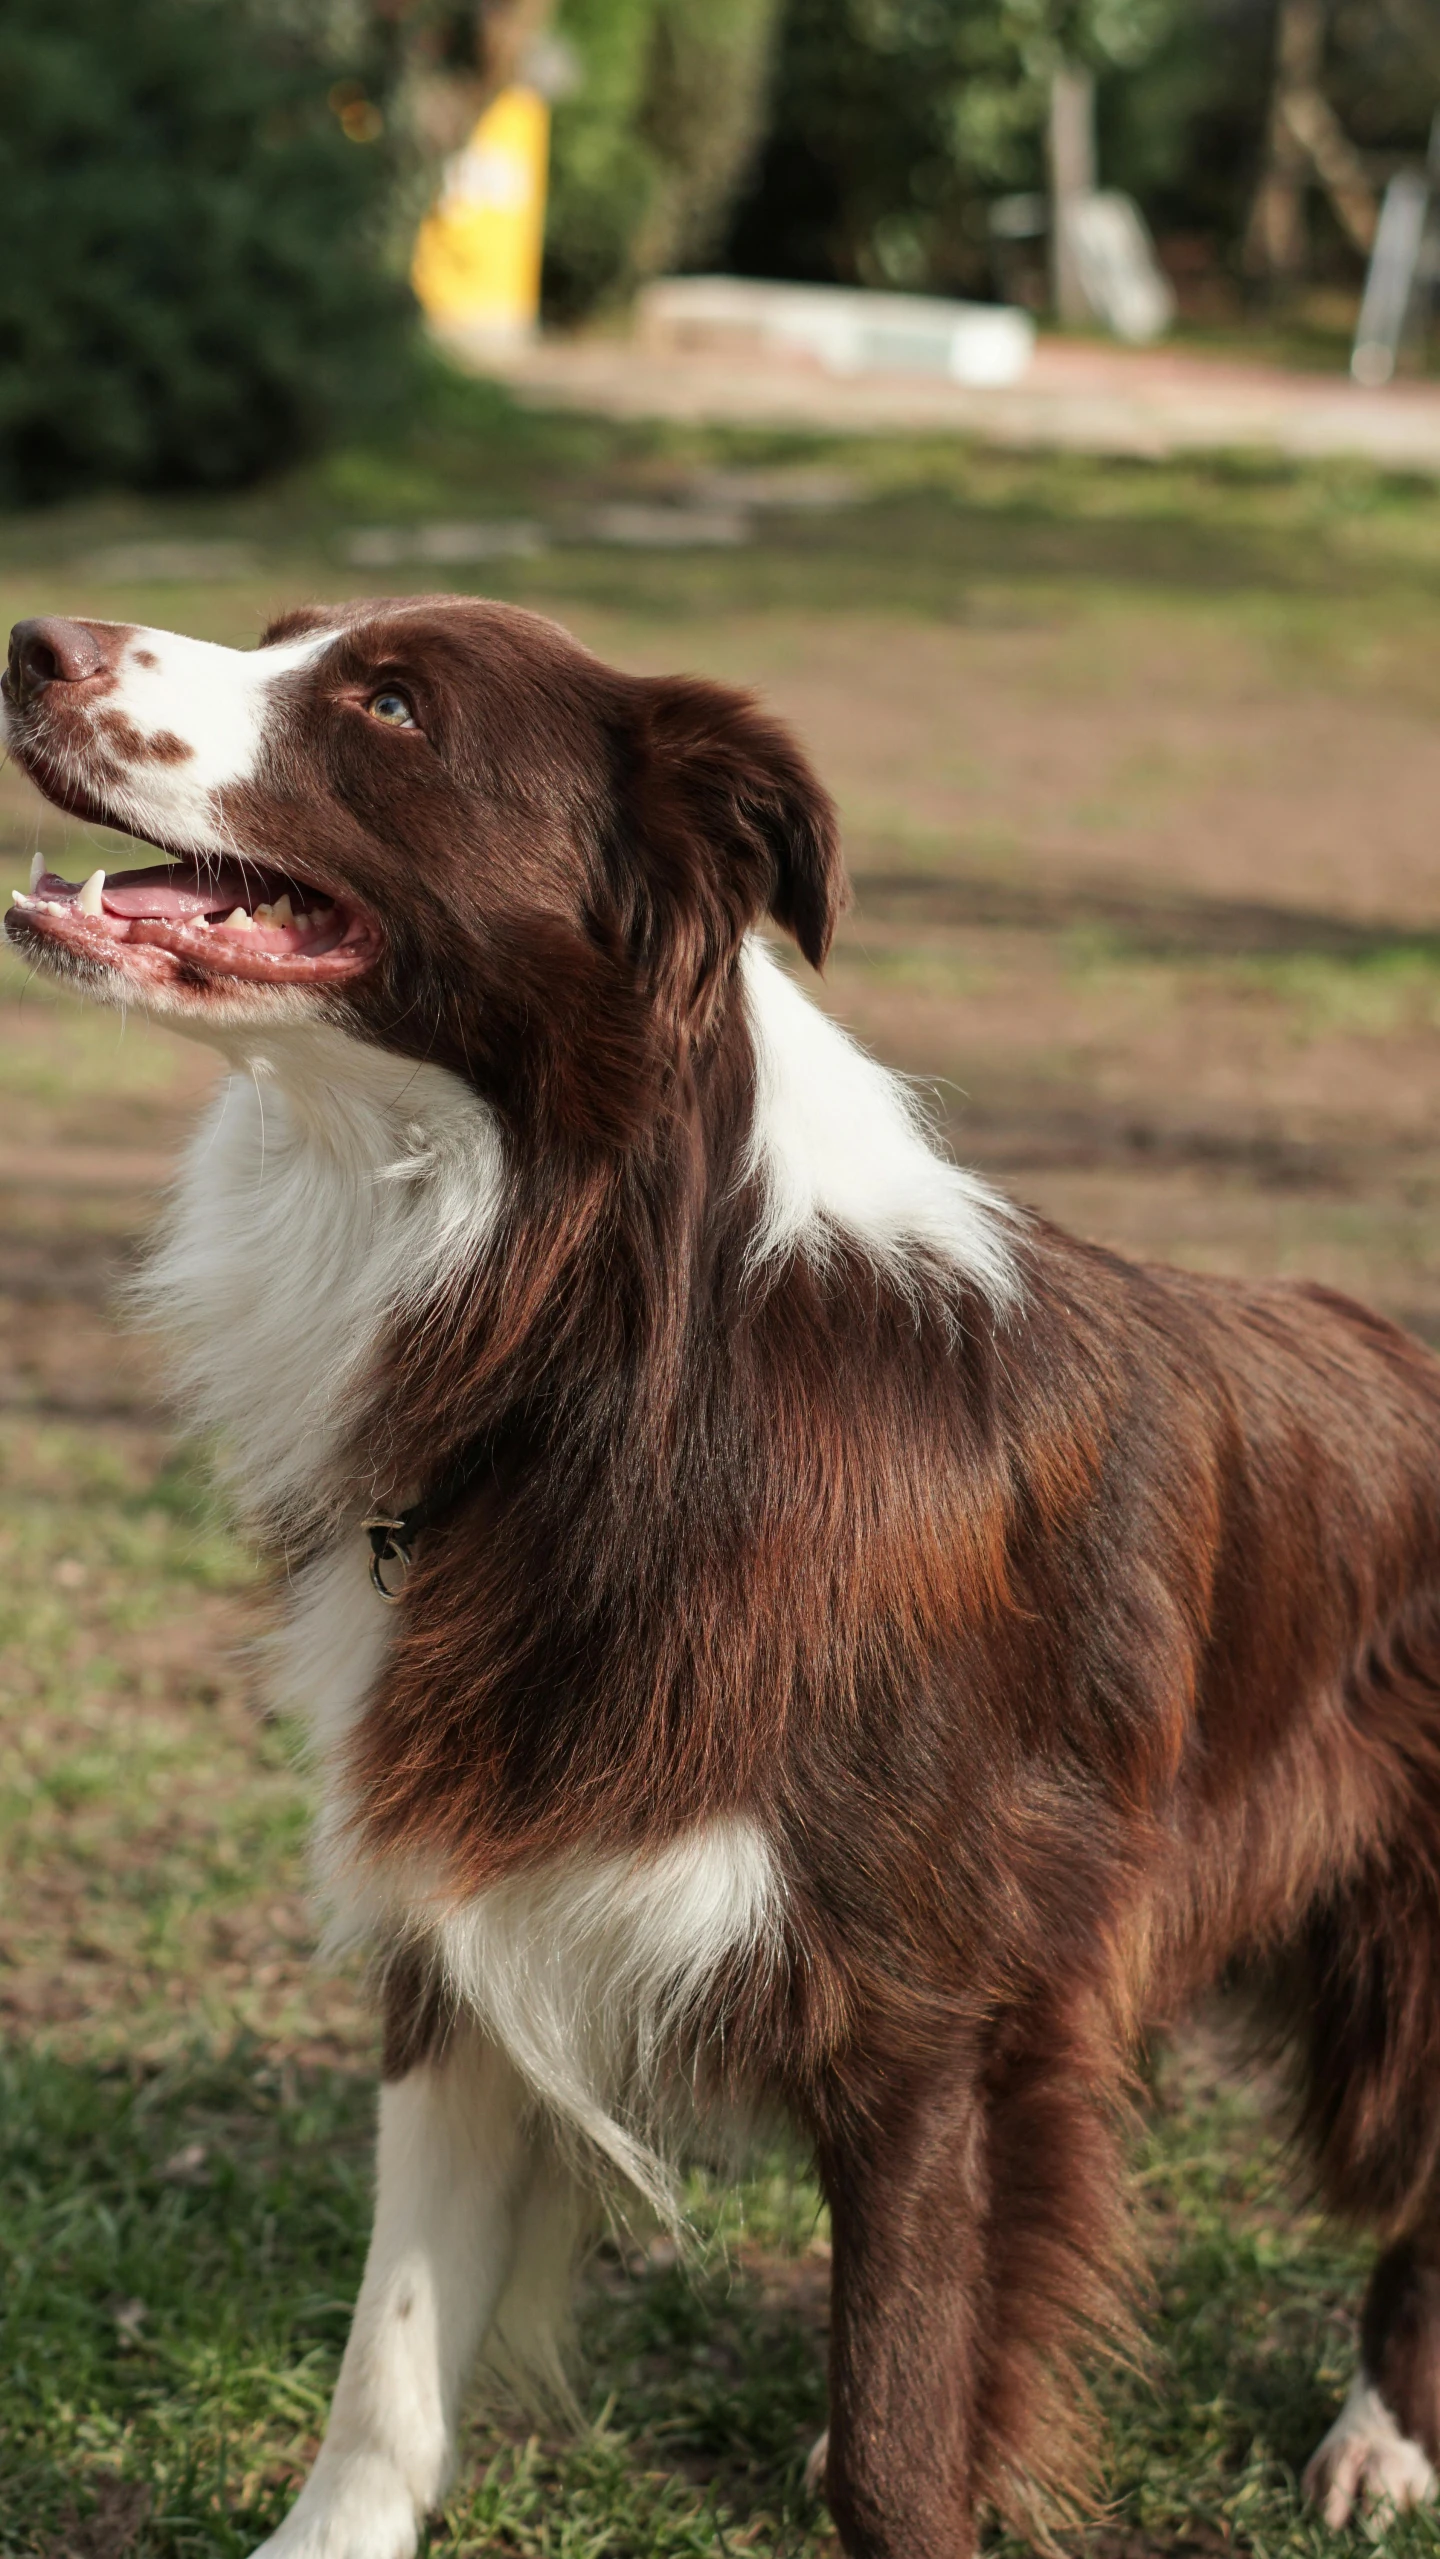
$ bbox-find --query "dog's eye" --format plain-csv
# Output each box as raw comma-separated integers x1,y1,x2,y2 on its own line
366,689,416,728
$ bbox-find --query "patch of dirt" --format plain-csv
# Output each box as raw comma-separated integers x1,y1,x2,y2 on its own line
45,2479,150,2559
1088,2534,1237,2557
741,613,1440,927
850,868,1440,965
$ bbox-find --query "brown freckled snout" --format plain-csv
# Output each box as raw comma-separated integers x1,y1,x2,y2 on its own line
6,616,110,708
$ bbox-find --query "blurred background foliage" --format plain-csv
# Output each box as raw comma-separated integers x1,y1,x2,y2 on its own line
543,0,783,319
728,0,1439,302
0,0,420,507
730,0,1183,298
0,0,1437,503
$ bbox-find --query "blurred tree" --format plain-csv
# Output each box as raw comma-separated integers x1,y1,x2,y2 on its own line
1245,0,1373,278
542,0,782,317
1243,0,1439,285
400,0,557,156
728,0,1177,300
0,0,418,504
727,0,1438,304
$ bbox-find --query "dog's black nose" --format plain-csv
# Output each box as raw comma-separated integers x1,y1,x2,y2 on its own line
6,616,108,707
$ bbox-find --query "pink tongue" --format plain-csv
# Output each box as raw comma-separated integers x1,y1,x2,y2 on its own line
99,862,257,921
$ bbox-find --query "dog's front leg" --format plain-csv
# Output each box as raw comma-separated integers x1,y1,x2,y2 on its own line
252,2022,532,2559
817,2064,989,2559
814,2019,1131,2556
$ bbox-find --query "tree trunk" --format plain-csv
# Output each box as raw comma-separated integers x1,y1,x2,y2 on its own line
408,0,556,161
1048,63,1097,328
474,0,557,114
1244,0,1325,281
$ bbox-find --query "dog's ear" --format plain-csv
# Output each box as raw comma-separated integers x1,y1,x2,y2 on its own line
260,602,344,647
623,675,847,982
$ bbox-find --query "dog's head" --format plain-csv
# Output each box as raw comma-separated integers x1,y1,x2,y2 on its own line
3,597,843,1137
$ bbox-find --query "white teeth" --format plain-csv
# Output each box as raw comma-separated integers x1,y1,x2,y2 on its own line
269,893,294,927
11,890,76,921
221,907,255,931
77,869,105,917
28,851,44,890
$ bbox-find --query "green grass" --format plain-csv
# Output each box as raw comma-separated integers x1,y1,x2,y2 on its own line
9,2002,1440,2557
5,364,1440,643
1059,935,1440,1043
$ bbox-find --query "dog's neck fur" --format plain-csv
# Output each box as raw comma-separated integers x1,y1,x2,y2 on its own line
135,935,1017,1546
133,1022,506,1537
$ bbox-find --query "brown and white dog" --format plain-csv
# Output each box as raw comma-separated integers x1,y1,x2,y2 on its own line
7,598,1440,2555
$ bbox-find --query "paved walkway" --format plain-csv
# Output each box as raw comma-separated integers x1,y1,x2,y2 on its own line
482,329,1440,472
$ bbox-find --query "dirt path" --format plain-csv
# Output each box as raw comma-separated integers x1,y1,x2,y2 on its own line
488,329,1440,470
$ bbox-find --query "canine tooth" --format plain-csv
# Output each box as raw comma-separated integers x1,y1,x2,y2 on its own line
28,851,44,890
77,868,105,917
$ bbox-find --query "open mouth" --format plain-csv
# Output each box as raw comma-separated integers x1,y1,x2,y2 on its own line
8,851,379,988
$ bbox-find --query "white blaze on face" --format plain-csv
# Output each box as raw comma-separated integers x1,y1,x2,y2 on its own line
95,623,336,855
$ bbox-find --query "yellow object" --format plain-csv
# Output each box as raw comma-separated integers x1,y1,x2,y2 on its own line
412,86,550,343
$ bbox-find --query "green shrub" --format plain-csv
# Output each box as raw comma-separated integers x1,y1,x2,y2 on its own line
0,0,419,505
545,0,781,319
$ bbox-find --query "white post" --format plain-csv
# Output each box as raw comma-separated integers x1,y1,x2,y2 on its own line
1351,173,1431,385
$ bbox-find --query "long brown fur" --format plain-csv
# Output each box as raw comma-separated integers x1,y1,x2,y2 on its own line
11,596,1440,2553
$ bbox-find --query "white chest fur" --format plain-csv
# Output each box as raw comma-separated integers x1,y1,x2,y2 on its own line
134,1024,506,1535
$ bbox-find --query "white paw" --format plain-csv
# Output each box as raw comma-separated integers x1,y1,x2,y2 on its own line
804,2427,828,2498
1304,2378,1438,2535
248,2453,422,2559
